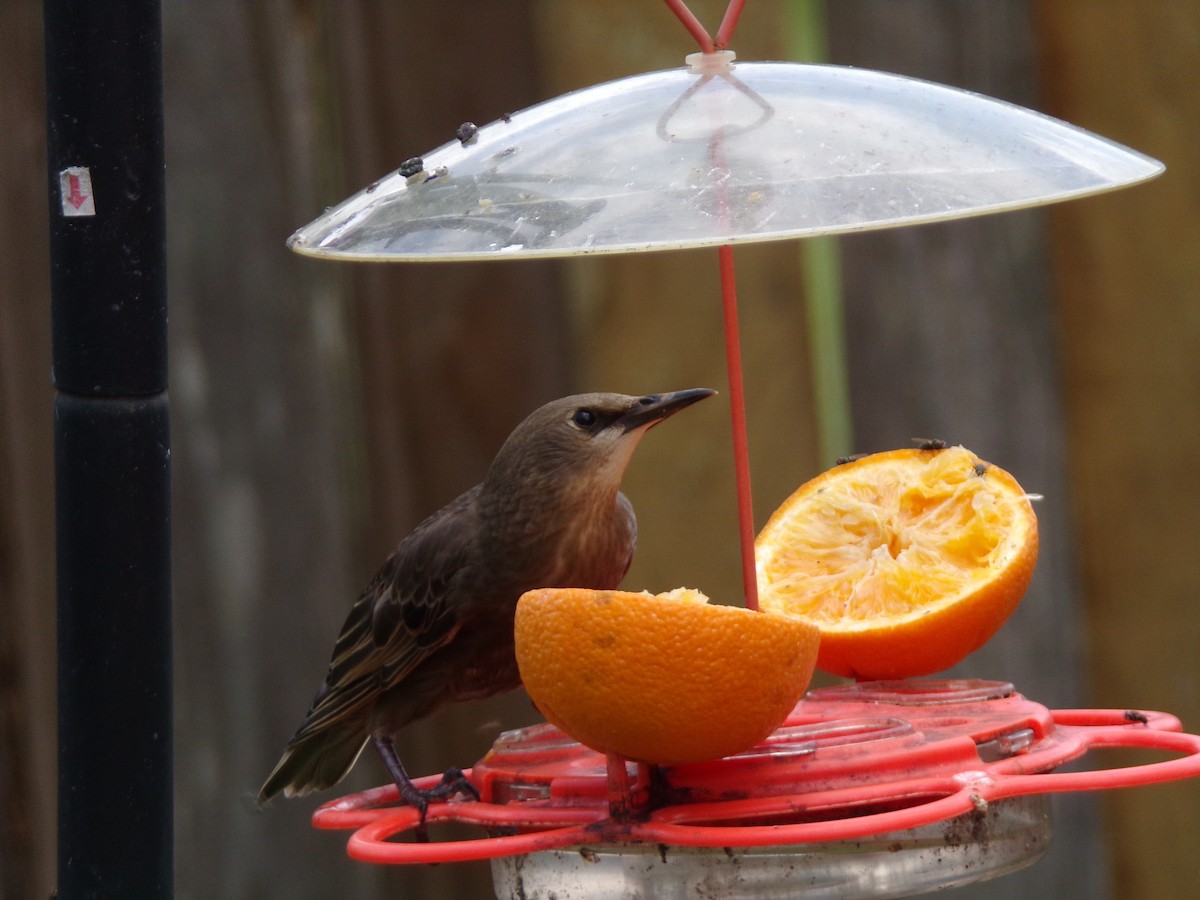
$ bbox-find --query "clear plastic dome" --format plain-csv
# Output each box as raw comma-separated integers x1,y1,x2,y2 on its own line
289,54,1163,262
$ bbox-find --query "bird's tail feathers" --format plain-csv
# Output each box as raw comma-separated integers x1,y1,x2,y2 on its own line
257,725,370,805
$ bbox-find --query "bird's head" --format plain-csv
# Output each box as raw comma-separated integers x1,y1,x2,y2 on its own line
483,389,716,499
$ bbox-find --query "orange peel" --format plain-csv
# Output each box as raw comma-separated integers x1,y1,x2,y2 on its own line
515,587,820,764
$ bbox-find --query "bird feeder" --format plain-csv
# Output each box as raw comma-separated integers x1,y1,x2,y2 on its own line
313,680,1200,898
286,2,1194,896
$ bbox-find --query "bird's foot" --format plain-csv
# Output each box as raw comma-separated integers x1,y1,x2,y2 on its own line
396,768,479,844
395,766,479,816
373,737,479,838
432,766,481,803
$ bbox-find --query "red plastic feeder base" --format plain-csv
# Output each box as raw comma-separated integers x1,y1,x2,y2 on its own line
313,679,1200,898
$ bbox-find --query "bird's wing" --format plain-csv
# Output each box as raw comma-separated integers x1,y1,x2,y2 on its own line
287,487,480,743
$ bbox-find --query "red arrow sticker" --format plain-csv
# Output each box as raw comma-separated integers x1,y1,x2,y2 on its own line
59,166,96,216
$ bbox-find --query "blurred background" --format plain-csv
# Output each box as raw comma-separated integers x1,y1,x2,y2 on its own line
2,1,1197,897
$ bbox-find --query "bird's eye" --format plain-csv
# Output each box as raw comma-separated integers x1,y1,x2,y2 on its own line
571,408,598,429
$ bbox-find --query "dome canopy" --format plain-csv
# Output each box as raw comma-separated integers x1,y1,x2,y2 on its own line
289,55,1163,262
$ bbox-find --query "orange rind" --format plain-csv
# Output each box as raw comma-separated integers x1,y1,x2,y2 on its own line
515,587,820,764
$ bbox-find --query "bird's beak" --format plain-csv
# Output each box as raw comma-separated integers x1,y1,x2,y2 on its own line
617,388,716,434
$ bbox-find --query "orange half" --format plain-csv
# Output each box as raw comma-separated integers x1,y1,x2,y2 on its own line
755,446,1038,680
515,588,820,764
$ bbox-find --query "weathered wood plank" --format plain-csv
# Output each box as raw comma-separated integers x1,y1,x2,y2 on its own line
164,3,375,896
320,3,571,896
1034,3,1200,897
826,2,1105,897
0,3,57,895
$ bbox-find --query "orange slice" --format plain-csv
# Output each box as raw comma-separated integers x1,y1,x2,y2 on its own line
514,588,820,764
755,446,1038,680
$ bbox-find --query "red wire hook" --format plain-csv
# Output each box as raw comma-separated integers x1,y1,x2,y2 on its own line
663,0,747,52
663,0,758,608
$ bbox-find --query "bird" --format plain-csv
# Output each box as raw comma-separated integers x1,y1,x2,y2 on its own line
258,388,715,816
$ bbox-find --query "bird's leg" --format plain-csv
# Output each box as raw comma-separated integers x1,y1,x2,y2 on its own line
373,736,479,826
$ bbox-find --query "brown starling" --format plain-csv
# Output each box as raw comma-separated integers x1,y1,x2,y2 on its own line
258,389,714,814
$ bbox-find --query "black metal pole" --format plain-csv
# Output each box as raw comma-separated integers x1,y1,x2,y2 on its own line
45,2,172,897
